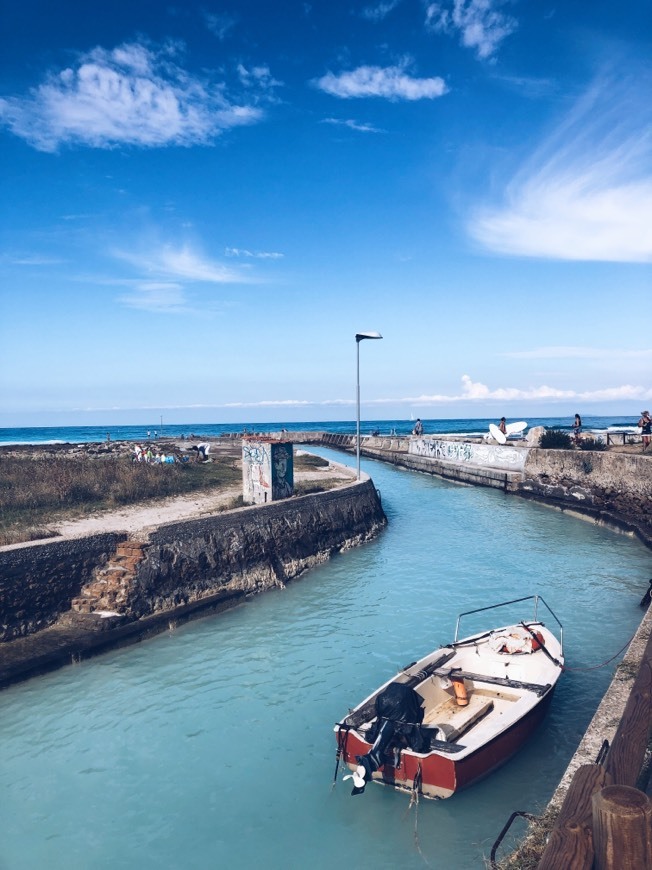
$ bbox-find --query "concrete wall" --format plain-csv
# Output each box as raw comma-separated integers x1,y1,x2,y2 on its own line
409,437,528,471
0,533,126,641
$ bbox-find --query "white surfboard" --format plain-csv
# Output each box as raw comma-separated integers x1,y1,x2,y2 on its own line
506,421,527,435
489,423,507,444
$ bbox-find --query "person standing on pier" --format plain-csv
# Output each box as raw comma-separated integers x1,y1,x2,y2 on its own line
639,411,651,451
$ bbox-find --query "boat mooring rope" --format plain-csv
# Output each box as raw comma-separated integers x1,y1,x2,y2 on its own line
405,763,431,866
562,631,638,672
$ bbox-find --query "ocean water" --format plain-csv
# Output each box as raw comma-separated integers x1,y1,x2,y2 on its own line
0,447,650,869
0,414,640,445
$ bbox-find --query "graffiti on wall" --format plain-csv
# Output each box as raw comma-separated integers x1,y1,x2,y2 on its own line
242,441,271,503
408,438,527,471
271,443,294,500
242,441,294,503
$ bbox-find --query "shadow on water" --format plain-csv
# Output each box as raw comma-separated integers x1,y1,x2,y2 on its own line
0,448,649,869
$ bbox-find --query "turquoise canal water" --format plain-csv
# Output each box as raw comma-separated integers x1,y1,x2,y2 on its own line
1,448,650,869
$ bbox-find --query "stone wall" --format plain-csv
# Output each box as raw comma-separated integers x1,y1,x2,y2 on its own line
127,479,385,617
0,533,126,641
520,449,652,541
0,480,386,642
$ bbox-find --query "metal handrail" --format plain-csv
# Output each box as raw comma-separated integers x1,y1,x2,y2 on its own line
454,594,563,655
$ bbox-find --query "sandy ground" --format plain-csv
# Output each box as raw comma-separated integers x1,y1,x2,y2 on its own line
52,486,244,539
50,464,355,541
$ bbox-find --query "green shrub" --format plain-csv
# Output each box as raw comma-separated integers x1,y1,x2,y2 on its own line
578,437,607,452
539,429,573,449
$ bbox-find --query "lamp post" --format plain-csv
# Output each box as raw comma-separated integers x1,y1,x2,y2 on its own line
355,331,383,479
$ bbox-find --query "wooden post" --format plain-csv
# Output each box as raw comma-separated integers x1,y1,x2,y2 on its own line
537,763,609,870
592,784,652,870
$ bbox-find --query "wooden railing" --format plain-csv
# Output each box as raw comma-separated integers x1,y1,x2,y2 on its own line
537,627,652,869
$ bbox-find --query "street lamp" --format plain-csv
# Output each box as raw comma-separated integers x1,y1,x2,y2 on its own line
356,331,383,479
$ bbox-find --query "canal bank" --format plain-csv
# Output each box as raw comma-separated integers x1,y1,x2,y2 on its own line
0,435,649,870
309,432,652,550
0,473,386,688
304,432,652,868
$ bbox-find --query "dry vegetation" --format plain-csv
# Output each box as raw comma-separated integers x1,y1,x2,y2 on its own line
0,452,242,546
0,448,338,546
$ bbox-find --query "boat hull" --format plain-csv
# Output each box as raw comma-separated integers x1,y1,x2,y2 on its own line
339,688,555,799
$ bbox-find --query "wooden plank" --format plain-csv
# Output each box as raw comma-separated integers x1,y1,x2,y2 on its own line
604,630,652,787
537,763,609,870
441,668,552,696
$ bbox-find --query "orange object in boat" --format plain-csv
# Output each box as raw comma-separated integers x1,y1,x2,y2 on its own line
451,676,468,706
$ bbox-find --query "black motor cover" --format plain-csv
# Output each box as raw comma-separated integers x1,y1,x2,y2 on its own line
375,682,425,724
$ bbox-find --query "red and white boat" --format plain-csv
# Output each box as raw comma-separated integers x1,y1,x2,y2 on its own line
334,596,564,800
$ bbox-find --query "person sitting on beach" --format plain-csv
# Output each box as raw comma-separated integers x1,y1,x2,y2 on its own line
498,417,507,436
639,411,651,451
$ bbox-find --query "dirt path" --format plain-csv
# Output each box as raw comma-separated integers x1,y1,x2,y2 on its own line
50,465,355,541
52,486,243,540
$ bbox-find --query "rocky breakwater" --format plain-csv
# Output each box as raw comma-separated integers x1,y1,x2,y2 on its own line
520,449,652,546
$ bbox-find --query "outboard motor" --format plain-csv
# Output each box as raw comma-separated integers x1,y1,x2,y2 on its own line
640,578,652,608
348,683,426,796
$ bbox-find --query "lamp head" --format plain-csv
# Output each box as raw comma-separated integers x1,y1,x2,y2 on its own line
355,331,383,342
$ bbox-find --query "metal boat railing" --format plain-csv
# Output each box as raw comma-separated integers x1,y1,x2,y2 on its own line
454,594,563,655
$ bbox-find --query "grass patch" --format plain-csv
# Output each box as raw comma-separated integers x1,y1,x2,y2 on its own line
0,454,241,546
295,453,329,468
294,479,342,496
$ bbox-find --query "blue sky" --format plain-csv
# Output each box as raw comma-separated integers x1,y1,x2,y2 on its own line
1,0,650,427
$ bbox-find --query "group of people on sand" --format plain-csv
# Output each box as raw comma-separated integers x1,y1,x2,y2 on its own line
133,444,178,464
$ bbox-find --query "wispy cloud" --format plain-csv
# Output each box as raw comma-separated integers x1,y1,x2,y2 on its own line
314,62,447,100
424,0,517,60
225,247,284,259
469,69,652,263
361,0,402,21
204,11,237,40
209,375,652,410
2,253,65,266
0,41,273,152
117,282,188,313
113,243,250,284
322,117,383,133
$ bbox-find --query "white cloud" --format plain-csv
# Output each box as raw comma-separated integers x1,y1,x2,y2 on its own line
113,243,251,284
206,375,652,410
314,63,447,100
361,0,402,21
425,0,517,60
117,282,188,313
323,117,382,133
2,253,65,266
225,247,284,259
0,41,270,152
204,12,237,40
469,70,652,263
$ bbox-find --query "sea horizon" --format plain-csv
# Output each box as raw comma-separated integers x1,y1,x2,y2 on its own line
0,414,642,445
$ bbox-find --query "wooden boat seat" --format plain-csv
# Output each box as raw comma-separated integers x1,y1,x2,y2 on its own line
423,693,494,742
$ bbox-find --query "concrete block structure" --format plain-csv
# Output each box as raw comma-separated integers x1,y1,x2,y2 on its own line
242,439,294,504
